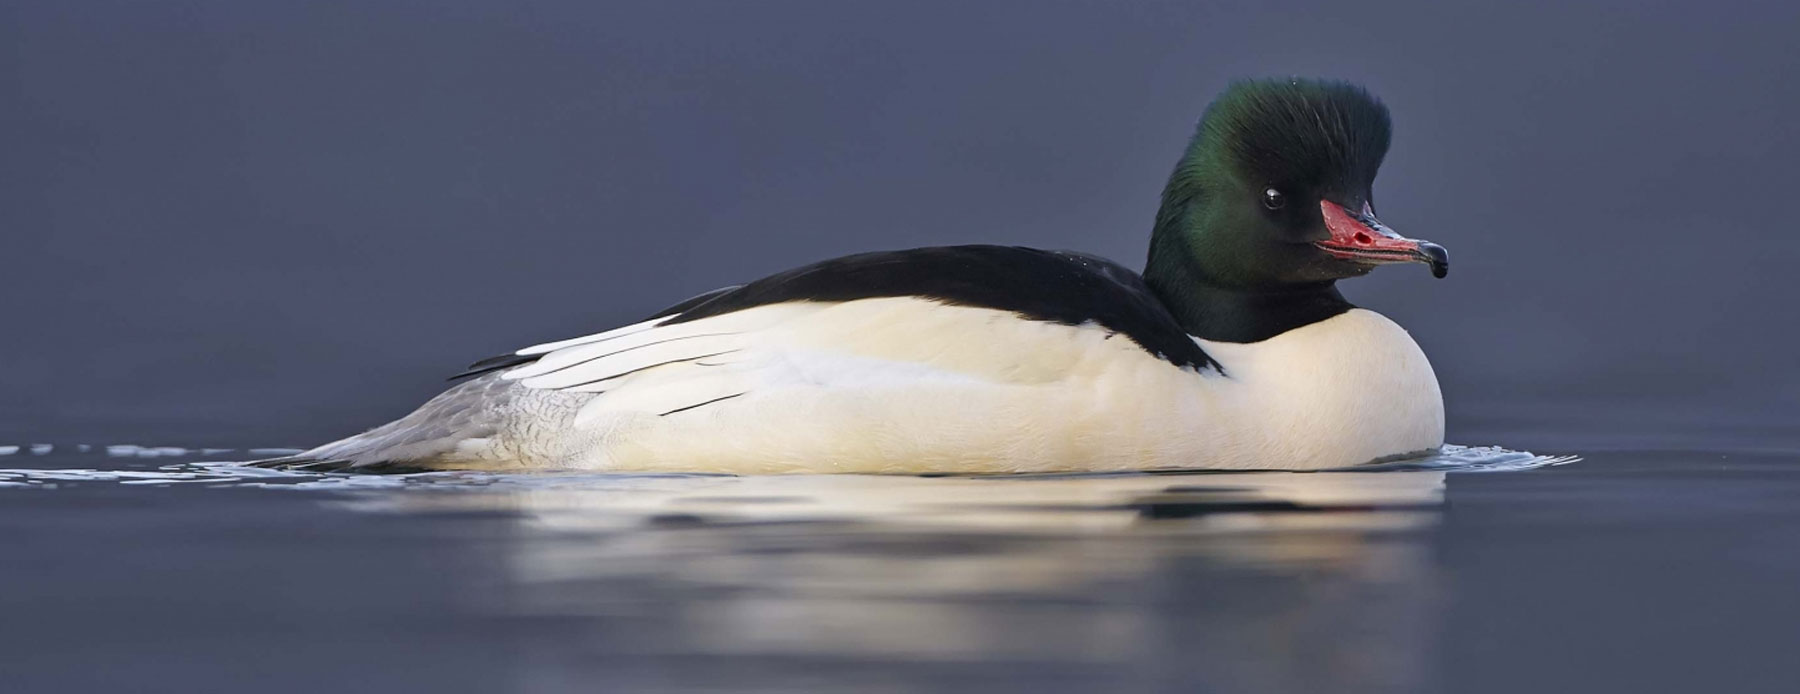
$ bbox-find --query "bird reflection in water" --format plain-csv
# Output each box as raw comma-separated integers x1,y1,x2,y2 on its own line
335,467,1455,692
3,447,1569,692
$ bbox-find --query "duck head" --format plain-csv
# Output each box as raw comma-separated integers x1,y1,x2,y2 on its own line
1147,78,1448,293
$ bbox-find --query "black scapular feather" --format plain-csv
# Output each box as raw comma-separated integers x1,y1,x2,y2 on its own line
455,245,1222,378
660,245,1221,372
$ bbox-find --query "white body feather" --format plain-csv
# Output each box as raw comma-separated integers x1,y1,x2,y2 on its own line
317,298,1442,473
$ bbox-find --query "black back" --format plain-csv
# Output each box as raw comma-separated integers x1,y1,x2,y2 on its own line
454,245,1220,380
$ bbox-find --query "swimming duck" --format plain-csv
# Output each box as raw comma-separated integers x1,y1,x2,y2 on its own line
263,78,1450,474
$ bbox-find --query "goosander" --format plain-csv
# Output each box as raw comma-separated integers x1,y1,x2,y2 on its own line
260,78,1450,474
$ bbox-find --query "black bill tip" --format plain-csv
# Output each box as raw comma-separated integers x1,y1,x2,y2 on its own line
1419,243,1449,278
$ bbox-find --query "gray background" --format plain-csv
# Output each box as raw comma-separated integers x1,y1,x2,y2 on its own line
5,0,1797,452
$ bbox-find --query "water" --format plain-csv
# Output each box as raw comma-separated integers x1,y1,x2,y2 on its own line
4,444,1796,693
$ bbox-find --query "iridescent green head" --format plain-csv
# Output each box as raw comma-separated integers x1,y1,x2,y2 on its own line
1148,78,1445,292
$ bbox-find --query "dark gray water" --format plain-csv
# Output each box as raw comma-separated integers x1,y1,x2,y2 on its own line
4,444,1798,693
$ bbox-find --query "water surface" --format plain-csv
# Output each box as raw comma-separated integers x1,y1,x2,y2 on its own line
2,444,1796,693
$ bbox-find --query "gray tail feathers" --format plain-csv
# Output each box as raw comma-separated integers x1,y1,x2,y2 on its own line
248,374,520,473
243,453,433,474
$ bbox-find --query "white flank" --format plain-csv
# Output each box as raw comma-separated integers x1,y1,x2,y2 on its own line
466,299,1443,473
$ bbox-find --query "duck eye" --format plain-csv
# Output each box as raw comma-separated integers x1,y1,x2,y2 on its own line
1262,187,1286,210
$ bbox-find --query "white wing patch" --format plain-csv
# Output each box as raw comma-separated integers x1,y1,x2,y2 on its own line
514,317,663,356
509,332,747,391
493,298,1205,441
438,297,1274,472
572,370,752,424
500,303,821,416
